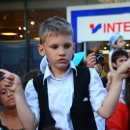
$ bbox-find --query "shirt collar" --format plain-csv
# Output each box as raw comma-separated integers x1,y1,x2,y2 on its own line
43,61,77,84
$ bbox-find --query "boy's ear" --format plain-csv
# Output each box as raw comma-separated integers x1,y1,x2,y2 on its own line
38,44,45,56
73,43,76,53
112,62,117,69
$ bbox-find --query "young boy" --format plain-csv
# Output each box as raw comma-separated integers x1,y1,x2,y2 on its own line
109,32,126,71
106,50,128,91
1,16,130,130
106,50,129,129
40,53,106,130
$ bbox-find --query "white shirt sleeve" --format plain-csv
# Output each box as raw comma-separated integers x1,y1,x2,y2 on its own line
24,79,40,122
89,68,107,112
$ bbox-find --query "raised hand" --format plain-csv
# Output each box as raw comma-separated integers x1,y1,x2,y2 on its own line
86,52,96,68
0,69,22,93
116,58,130,79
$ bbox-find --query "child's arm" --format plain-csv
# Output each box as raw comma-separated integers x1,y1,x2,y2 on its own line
109,51,114,72
106,71,115,91
0,69,38,130
97,59,130,118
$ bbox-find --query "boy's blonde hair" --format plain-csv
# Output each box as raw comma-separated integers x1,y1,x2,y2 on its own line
39,16,74,44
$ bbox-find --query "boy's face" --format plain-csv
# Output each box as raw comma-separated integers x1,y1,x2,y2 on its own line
112,56,128,70
114,36,126,50
38,34,75,73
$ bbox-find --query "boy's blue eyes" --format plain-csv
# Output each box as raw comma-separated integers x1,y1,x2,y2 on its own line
51,46,57,49
51,45,70,49
65,45,70,48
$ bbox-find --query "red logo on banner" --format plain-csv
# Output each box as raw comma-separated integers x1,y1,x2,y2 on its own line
90,22,130,33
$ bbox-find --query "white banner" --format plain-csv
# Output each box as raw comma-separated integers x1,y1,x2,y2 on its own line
67,2,130,42
77,14,130,42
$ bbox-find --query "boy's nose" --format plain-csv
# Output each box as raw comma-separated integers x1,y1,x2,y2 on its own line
59,48,65,55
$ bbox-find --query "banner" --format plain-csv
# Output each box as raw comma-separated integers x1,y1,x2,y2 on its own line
67,2,130,43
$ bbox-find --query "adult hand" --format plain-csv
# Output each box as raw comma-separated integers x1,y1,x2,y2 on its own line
86,52,96,68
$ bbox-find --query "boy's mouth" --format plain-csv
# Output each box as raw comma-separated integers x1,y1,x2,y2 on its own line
58,59,66,63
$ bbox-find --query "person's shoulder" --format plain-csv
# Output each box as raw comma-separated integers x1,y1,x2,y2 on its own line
88,68,100,78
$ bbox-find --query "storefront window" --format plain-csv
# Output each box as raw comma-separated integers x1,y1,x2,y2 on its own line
0,0,130,78
28,9,66,40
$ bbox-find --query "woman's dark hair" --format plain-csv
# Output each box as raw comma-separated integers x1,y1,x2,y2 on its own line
0,72,5,82
22,69,42,90
124,77,130,129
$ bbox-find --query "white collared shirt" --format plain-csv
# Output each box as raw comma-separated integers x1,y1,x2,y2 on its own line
25,62,107,130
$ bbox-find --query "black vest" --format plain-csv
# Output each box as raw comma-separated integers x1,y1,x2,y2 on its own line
33,66,97,130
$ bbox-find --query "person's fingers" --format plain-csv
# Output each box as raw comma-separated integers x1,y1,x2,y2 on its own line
4,78,13,84
0,69,15,86
90,61,96,65
87,57,96,62
3,78,13,87
4,73,14,80
86,54,96,59
88,59,96,64
0,69,11,74
0,69,14,80
88,52,95,56
87,59,96,65
88,56,96,60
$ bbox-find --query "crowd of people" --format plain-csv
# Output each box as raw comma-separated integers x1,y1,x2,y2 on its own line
0,16,130,130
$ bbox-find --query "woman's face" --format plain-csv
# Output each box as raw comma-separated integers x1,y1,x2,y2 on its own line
0,80,16,108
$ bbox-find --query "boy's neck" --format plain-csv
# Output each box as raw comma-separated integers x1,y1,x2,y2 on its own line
49,65,69,79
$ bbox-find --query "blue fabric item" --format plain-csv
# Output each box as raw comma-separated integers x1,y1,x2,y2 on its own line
73,52,85,66
109,32,121,50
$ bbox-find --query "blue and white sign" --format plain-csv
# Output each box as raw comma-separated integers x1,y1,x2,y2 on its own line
67,3,130,43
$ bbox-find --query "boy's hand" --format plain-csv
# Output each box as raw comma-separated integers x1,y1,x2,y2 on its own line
116,58,130,79
106,71,115,85
86,53,96,68
0,69,22,93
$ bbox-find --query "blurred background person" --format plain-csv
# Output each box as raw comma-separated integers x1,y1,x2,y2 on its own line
0,72,23,130
109,32,126,72
106,50,130,130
